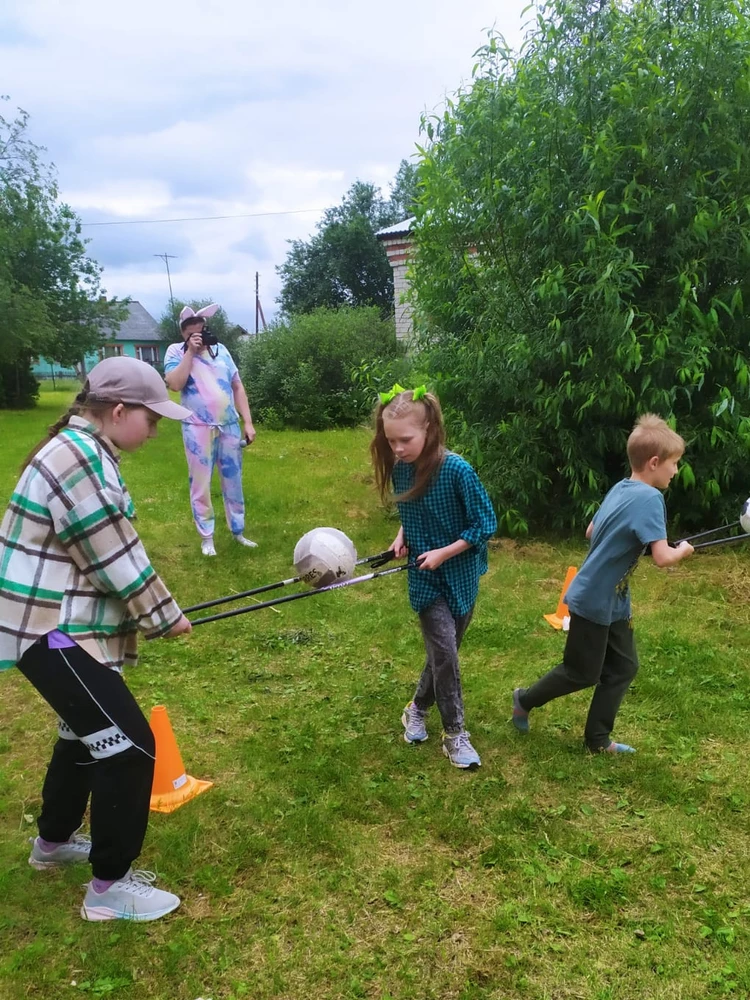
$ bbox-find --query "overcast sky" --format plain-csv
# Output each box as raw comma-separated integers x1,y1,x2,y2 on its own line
2,0,529,329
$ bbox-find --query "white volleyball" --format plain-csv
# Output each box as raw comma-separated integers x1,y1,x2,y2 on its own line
741,498,750,535
293,528,357,589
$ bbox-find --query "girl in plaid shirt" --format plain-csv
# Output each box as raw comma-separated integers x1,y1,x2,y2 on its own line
371,387,496,769
0,357,193,921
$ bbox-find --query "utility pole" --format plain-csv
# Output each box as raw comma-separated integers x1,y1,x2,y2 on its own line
154,253,179,336
255,271,266,335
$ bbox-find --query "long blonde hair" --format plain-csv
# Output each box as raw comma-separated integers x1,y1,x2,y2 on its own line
20,382,126,473
370,390,446,503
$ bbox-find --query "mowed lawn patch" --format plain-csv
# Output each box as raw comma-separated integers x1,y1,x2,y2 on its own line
1,386,749,1000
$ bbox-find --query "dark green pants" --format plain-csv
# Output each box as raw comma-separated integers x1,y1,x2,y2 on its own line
518,614,639,750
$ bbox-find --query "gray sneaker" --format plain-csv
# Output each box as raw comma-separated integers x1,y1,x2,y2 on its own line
401,702,428,743
442,731,481,769
81,869,180,922
28,833,91,870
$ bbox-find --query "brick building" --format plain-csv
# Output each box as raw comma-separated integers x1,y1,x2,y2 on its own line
376,217,415,340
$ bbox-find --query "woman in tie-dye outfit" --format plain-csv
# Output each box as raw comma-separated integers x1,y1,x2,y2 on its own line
164,305,257,556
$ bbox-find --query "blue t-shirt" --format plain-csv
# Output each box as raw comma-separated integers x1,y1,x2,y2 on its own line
565,479,667,625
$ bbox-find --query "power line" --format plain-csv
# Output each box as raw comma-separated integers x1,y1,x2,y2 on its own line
80,207,327,228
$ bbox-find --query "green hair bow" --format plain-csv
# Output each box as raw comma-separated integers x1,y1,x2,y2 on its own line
379,384,428,406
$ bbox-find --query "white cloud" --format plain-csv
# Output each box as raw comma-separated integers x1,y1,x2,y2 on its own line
2,0,531,326
65,182,172,216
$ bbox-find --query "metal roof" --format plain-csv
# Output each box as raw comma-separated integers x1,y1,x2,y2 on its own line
375,217,416,239
106,301,161,342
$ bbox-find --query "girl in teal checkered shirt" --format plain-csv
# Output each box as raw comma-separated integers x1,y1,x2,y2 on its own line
371,387,497,770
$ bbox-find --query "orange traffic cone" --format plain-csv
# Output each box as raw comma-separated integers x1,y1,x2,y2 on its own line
149,705,213,814
543,566,577,630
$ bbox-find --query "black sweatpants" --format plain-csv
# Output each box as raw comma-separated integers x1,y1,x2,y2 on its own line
17,638,155,880
518,614,639,750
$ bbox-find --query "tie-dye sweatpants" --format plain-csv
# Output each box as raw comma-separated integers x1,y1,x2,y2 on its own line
181,422,245,538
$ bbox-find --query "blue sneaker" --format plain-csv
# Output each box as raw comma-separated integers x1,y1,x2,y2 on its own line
588,741,636,754
28,833,91,870
512,688,530,733
401,702,428,743
442,731,481,769
603,742,636,754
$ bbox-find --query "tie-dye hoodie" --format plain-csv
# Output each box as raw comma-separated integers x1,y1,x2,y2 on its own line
163,342,240,426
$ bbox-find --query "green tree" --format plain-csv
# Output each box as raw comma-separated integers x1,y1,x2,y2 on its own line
277,162,421,316
412,0,750,533
389,159,421,220
0,101,127,407
158,298,245,361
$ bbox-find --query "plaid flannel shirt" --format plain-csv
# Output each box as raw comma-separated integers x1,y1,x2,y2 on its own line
0,416,183,672
393,451,497,616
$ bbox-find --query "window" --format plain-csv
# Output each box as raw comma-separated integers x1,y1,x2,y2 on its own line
136,344,160,365
101,344,123,359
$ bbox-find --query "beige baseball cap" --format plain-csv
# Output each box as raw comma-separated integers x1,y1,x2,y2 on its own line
87,356,192,420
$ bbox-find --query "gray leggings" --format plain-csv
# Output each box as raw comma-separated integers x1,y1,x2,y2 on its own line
413,597,474,734
519,613,639,750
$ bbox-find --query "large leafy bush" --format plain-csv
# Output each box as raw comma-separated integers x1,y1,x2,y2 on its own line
240,307,403,430
412,0,750,533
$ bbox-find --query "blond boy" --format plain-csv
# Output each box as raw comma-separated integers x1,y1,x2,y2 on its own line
512,414,693,753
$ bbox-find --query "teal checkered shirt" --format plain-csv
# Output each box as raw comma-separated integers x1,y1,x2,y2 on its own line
393,451,497,616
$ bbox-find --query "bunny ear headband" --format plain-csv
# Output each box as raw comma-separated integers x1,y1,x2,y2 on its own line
179,304,219,323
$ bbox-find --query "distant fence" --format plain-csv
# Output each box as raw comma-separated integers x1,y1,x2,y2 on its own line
36,370,81,390
35,362,164,386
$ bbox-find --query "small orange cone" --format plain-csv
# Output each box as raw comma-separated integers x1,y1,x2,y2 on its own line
149,705,213,814
543,566,577,630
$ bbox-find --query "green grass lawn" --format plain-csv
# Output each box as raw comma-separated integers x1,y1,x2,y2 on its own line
1,387,750,1000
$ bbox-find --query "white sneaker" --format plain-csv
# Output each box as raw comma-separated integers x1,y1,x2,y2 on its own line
442,731,481,770
28,833,91,869
81,869,180,922
233,534,258,548
201,538,217,557
401,702,428,743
